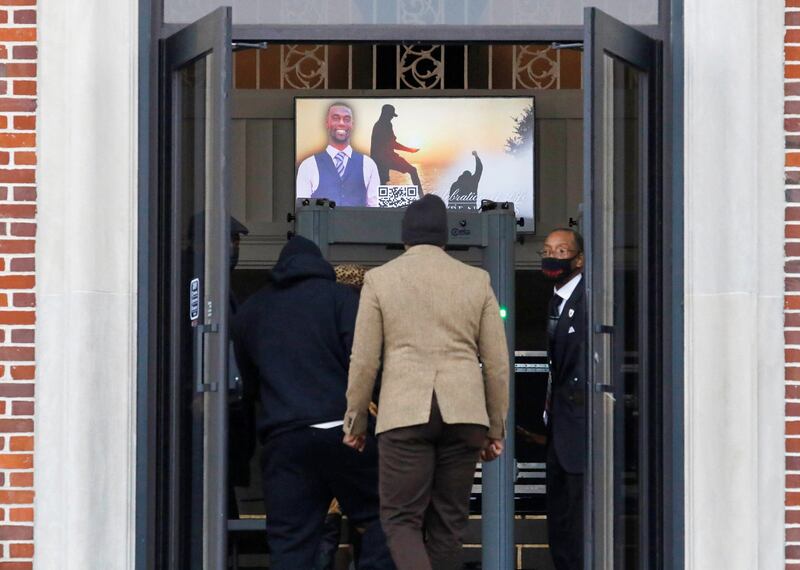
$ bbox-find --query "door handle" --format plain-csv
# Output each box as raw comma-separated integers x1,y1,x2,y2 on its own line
594,324,614,334
194,323,220,393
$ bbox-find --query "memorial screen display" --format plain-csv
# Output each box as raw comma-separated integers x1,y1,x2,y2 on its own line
294,96,535,230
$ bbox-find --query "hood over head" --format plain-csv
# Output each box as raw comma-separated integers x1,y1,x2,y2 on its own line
271,235,335,286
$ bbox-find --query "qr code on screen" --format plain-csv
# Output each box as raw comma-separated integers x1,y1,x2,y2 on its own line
377,185,419,208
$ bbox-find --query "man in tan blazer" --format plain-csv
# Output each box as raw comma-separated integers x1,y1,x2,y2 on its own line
343,194,510,570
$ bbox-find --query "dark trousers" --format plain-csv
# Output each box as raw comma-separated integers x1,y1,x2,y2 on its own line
377,400,486,570
261,427,395,570
377,154,422,190
546,442,584,570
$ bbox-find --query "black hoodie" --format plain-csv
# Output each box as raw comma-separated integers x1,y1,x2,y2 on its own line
231,236,360,440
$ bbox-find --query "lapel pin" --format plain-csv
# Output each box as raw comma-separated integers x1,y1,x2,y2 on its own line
568,308,575,318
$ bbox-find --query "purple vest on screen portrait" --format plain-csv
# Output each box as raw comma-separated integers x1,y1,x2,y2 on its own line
310,151,367,207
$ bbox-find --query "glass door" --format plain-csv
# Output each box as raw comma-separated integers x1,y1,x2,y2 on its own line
159,7,232,570
583,8,661,569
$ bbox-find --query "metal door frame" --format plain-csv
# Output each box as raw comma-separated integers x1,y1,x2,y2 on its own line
583,7,661,569
141,7,233,570
136,3,684,569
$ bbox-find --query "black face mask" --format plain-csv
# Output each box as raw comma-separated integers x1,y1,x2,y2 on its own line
541,256,576,282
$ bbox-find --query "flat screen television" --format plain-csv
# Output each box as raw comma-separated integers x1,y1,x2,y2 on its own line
295,96,535,230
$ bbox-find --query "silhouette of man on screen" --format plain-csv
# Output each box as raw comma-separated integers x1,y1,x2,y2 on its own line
448,151,483,210
370,104,423,194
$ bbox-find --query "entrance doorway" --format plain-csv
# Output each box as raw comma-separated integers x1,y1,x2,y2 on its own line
148,7,664,569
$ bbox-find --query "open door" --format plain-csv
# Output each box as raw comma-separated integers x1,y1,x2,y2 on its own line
583,8,661,570
159,7,232,570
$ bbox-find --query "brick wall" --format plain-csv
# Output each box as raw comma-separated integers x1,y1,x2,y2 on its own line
0,0,35,566
790,1,800,568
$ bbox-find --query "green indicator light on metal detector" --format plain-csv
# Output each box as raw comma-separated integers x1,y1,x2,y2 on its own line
499,307,508,319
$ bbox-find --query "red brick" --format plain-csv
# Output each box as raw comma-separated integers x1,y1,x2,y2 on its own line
12,187,34,201
0,239,32,252
0,99,34,113
788,508,800,524
9,473,31,488
0,312,34,325
12,9,34,24
12,294,32,308
9,258,33,272
8,543,32,558
0,170,33,184
10,401,31,417
0,525,32,540
10,366,32,380
0,491,32,504
788,225,800,239
0,133,34,148
788,400,800,416
788,12,800,26
0,419,31,433
789,243,800,258
0,454,32,469
10,45,34,60
788,384,800,398
788,0,800,6
788,297,800,311
9,225,34,238
788,438,800,453
789,153,800,168
13,152,34,166
0,562,32,570
11,81,34,96
788,102,800,117
789,544,800,560
0,64,35,79
9,437,31,452
789,473,800,488
788,278,800,292
0,0,36,4
11,402,32,417
0,28,35,42
0,275,33,288
787,118,800,132
12,116,33,131
0,347,33,361
789,490,800,506
10,330,32,343
0,384,33,398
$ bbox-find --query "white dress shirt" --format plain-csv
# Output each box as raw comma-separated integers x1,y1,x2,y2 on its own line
554,273,582,316
296,145,380,207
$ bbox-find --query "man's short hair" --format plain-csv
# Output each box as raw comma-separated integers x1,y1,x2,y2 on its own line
549,227,584,254
327,102,352,116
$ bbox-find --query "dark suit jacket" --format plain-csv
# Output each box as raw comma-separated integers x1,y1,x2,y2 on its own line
547,276,587,474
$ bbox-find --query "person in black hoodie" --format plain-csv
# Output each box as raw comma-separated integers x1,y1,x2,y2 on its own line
231,235,394,570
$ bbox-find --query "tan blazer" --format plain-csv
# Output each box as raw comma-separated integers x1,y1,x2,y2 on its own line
343,245,510,439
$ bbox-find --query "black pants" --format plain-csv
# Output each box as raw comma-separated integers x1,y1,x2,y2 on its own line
546,442,584,570
376,154,422,191
261,427,395,570
377,400,486,570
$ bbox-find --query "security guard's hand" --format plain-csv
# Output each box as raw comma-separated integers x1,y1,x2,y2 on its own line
343,434,366,452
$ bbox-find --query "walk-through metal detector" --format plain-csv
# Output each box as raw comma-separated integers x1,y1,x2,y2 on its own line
295,199,518,570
